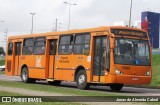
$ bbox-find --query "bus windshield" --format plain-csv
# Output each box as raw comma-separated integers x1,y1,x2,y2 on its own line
114,38,150,66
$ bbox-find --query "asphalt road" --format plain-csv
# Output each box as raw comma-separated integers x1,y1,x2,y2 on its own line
0,74,160,96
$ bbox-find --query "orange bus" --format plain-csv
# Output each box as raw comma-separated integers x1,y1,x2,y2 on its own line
5,26,152,91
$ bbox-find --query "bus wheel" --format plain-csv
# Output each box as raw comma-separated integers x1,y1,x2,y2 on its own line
48,81,61,86
110,84,123,92
76,70,90,90
21,67,36,83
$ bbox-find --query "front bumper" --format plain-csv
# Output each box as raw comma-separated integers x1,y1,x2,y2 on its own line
116,75,151,85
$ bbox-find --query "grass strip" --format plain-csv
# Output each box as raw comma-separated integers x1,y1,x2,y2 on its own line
150,54,160,87
0,80,116,96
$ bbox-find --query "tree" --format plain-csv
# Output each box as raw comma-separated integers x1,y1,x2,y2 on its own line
0,47,5,55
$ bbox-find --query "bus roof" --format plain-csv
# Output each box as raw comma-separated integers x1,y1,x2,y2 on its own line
8,26,147,40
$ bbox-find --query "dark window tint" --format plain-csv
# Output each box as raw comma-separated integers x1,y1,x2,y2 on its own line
50,40,57,55
34,37,46,55
75,34,90,44
60,36,71,45
22,38,34,55
74,33,90,55
24,39,34,46
15,43,21,55
58,35,73,54
8,43,13,55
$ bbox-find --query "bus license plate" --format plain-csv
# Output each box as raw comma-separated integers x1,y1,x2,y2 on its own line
132,77,139,81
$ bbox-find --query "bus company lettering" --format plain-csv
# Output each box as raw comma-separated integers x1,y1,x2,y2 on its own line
96,32,105,35
59,56,69,63
119,31,144,37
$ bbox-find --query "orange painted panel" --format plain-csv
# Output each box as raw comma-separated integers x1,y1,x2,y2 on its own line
116,75,151,85
48,55,54,78
54,69,63,80
100,76,105,83
14,56,19,75
62,70,74,81
93,76,99,82
29,68,45,79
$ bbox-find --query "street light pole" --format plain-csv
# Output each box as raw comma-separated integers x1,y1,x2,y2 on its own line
0,21,4,32
0,21,6,41
3,28,8,42
55,19,58,31
52,19,61,31
30,13,36,34
129,0,132,27
64,2,77,30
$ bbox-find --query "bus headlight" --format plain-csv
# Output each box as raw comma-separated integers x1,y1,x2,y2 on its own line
145,71,150,76
115,67,123,74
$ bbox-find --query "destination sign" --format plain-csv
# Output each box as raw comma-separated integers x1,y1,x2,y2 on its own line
111,29,147,38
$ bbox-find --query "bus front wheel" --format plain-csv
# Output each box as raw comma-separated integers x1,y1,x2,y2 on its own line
110,84,123,91
21,67,36,83
76,70,90,90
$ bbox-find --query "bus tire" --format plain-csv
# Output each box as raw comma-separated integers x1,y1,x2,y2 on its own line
76,70,90,90
48,81,61,86
110,84,123,92
21,67,36,83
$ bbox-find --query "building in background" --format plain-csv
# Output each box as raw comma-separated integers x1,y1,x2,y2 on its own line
113,20,141,28
113,11,160,48
141,11,160,48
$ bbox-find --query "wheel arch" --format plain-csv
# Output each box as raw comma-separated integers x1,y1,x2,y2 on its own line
74,65,86,81
20,64,28,76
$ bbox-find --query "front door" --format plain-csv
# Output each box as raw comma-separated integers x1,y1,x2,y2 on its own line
93,36,107,82
48,39,57,78
14,42,21,75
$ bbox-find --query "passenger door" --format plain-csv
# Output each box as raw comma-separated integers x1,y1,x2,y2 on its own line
93,36,108,82
48,39,57,78
14,42,22,75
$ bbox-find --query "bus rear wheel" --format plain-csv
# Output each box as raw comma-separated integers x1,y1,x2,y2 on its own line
110,84,123,91
21,67,36,83
48,81,61,86
76,70,90,90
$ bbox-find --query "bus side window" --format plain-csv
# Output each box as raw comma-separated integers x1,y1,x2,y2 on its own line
58,35,73,54
74,33,90,55
33,37,46,55
22,38,34,55
8,43,13,55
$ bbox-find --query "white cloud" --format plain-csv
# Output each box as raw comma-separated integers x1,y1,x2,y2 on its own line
143,0,151,2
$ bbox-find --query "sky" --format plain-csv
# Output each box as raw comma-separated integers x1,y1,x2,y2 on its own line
0,0,160,50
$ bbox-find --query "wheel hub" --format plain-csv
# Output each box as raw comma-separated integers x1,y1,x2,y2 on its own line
78,75,85,85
